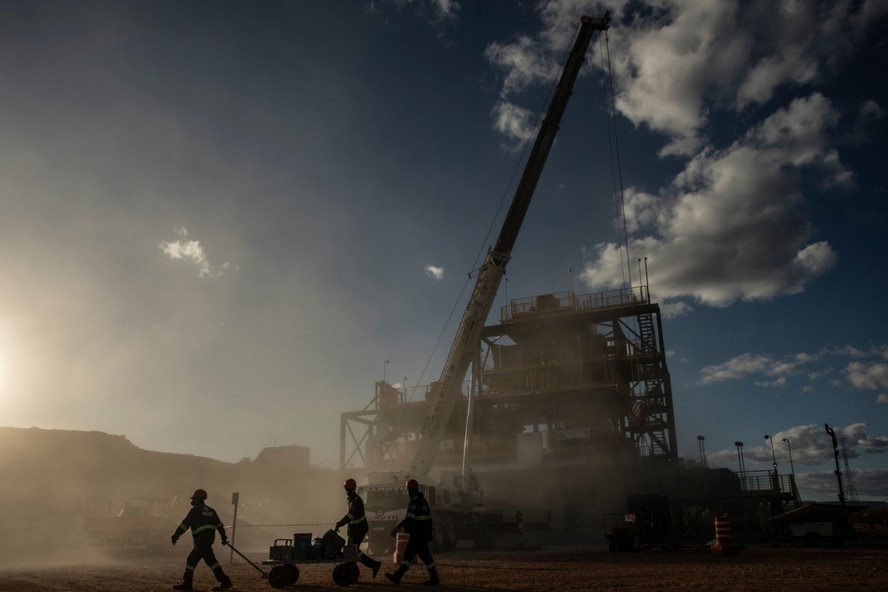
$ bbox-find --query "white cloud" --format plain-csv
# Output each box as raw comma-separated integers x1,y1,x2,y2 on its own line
491,101,537,148
698,346,888,388
485,35,556,99
708,424,887,475
754,376,787,388
611,0,886,155
486,1,887,157
846,361,888,390
608,1,743,156
159,225,230,279
580,93,842,308
425,265,445,281
431,0,459,20
747,93,851,188
660,300,692,319
860,99,885,120
623,188,660,234
523,3,880,314
379,0,461,22
700,353,777,384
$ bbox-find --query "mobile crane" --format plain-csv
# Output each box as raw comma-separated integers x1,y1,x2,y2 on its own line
361,12,611,553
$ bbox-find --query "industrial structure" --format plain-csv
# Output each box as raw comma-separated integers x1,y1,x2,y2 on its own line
340,284,672,523
340,284,802,544
339,13,801,547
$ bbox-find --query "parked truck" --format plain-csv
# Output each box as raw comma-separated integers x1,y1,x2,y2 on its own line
83,497,179,557
360,471,504,554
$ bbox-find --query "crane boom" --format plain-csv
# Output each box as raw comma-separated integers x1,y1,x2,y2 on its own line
409,13,610,477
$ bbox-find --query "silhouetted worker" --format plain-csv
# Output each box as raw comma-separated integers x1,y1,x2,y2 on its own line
335,478,382,577
170,488,232,591
385,478,439,586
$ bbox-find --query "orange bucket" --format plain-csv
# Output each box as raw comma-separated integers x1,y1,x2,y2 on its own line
393,532,416,564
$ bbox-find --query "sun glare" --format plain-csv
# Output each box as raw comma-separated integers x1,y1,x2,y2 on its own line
0,341,9,391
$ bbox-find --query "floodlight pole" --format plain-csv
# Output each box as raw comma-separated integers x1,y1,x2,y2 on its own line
783,437,801,506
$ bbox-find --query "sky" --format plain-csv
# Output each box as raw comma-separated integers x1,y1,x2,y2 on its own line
1,0,886,502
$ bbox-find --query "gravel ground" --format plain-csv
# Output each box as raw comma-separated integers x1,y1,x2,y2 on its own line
1,545,886,592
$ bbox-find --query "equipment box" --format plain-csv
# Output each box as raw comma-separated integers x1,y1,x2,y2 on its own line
293,532,312,559
269,539,295,560
270,533,313,561
321,529,345,557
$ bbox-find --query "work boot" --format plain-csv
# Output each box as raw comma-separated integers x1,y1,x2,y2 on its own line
212,576,233,591
372,560,382,578
171,583,193,591
384,570,403,585
422,569,440,586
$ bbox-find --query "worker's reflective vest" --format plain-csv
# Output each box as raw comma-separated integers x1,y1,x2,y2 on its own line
397,491,433,536
173,502,226,545
337,492,368,536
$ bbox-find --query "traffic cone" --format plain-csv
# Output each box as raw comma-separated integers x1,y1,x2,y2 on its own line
711,513,738,555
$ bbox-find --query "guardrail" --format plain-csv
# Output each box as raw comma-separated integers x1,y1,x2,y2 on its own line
737,470,792,494
501,286,649,322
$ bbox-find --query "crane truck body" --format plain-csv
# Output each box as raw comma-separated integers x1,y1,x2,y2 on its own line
360,13,610,553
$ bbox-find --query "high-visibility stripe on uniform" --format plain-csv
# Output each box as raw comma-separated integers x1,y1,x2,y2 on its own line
193,524,218,534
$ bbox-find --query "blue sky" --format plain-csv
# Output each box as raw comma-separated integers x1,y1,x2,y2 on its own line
0,1,886,502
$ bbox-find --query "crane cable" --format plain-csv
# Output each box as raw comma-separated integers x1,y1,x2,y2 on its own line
599,28,632,290
597,27,651,450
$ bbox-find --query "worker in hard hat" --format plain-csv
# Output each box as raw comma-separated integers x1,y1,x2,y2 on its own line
335,478,382,577
385,478,439,586
169,489,233,591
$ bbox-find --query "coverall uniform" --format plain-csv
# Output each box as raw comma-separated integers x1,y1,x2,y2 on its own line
336,489,382,576
170,496,232,591
385,488,439,586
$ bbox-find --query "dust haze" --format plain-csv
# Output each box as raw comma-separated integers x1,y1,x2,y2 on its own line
0,427,347,568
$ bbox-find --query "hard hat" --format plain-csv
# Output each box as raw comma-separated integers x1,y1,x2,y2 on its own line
406,478,419,491
343,478,357,490
191,488,208,500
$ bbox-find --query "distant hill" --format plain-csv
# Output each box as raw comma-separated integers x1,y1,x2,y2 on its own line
0,427,348,561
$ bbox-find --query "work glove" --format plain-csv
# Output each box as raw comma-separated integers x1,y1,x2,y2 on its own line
390,527,398,538
171,536,178,546
221,538,229,546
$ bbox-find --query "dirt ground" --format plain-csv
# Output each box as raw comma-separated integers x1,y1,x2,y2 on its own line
1,545,886,592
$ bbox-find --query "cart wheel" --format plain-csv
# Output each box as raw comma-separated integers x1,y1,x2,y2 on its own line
347,562,360,582
284,563,300,585
267,565,291,589
332,562,357,587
